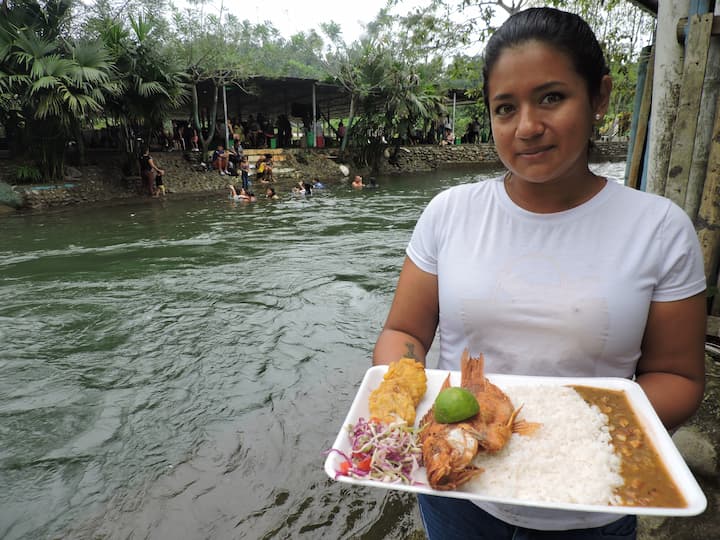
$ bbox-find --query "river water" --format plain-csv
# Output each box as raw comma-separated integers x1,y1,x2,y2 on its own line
0,162,626,540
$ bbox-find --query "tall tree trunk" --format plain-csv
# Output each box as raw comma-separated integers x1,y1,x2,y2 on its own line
191,81,201,141
194,81,219,156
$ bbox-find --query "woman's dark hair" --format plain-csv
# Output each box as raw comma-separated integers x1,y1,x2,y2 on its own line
482,7,609,111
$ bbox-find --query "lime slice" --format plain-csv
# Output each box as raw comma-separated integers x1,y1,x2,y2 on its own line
433,387,480,423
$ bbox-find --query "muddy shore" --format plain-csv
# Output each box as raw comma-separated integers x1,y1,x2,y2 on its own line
1,141,628,211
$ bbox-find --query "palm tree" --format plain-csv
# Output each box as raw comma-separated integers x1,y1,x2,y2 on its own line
327,36,447,172
1,0,117,180
98,14,188,174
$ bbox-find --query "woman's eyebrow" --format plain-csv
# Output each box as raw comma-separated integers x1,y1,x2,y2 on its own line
491,81,566,101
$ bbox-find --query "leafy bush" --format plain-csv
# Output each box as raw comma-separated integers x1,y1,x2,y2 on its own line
15,165,42,184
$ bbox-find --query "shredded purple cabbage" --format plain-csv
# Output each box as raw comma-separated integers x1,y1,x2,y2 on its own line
330,417,423,485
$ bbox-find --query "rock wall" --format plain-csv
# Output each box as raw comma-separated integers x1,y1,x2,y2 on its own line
377,140,628,175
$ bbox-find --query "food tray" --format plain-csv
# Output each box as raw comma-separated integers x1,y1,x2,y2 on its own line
324,366,707,516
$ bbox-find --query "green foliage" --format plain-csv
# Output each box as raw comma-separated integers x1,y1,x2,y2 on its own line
0,0,118,180
0,0,650,175
15,165,42,184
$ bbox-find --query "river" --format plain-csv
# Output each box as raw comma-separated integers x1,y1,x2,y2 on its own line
0,162,627,540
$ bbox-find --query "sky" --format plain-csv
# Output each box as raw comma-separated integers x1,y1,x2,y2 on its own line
182,0,426,44
245,0,401,41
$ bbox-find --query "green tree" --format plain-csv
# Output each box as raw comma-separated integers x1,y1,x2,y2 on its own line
169,4,253,154
95,12,188,172
388,0,653,131
326,32,446,171
0,0,116,181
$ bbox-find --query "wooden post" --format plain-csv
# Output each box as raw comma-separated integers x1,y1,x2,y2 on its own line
698,93,720,304
686,10,720,221
627,46,655,190
646,0,691,196
664,13,714,208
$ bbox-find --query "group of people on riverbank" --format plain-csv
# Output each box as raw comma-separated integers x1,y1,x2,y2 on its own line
210,146,275,187
140,146,370,202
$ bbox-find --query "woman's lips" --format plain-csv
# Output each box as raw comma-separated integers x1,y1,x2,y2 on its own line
518,145,553,156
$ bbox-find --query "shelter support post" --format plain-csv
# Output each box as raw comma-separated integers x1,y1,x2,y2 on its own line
698,98,720,314
626,46,654,190
663,12,713,208
646,0,691,195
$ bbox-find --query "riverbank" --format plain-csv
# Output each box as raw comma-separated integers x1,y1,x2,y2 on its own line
0,141,628,211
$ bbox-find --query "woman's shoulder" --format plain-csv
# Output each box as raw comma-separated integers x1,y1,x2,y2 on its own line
605,179,675,211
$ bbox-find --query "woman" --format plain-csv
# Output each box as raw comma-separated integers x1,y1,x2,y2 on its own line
372,7,706,540
139,147,164,197
212,145,230,175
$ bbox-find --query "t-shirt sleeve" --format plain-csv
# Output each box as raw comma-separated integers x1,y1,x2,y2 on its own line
653,201,706,301
406,193,445,275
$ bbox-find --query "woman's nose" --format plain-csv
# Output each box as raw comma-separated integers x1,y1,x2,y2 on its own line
516,106,544,139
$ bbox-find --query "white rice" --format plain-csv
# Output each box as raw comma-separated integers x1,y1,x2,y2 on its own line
463,385,623,505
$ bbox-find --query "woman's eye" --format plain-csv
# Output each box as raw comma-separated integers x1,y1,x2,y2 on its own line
541,92,564,105
494,104,514,116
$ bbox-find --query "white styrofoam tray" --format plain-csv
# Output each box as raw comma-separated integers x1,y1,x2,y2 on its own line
324,366,707,516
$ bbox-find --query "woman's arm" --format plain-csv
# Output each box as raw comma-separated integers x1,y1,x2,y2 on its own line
635,292,706,430
372,257,439,366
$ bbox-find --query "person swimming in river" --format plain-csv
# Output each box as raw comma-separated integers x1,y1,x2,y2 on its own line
228,184,251,201
292,181,307,195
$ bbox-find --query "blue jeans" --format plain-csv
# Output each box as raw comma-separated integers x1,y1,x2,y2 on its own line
418,494,637,540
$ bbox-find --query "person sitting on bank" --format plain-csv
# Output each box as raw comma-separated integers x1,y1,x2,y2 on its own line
439,127,454,146
212,145,230,175
255,155,267,182
351,175,364,189
261,154,274,183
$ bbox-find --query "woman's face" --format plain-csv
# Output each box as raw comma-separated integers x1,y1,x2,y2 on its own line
487,41,609,186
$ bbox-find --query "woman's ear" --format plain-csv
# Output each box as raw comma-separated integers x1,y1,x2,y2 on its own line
594,75,613,117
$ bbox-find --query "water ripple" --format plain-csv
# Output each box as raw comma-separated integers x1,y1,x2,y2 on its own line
0,163,628,539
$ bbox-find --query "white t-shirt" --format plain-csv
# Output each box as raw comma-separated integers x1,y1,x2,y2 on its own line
406,176,706,530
